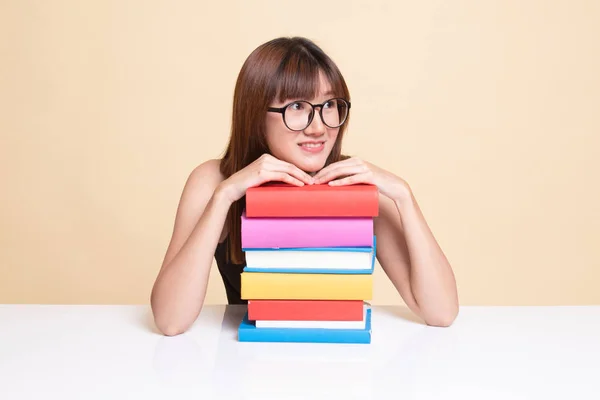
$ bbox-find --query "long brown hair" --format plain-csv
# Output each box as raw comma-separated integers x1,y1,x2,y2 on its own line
219,37,351,264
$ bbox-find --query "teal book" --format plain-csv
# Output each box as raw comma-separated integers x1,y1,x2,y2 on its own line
238,308,372,344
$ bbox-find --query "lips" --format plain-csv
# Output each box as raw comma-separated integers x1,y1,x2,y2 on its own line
298,141,326,153
298,141,325,147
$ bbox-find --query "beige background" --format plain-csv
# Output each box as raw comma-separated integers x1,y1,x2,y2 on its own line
1,1,599,306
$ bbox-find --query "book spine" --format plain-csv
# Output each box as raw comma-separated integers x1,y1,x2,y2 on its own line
238,309,372,344
241,214,373,248
245,185,379,217
244,249,372,270
241,272,373,300
238,326,371,344
248,299,364,321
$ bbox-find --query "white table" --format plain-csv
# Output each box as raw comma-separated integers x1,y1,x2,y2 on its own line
0,304,599,400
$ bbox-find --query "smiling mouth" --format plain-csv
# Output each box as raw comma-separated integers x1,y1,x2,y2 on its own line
297,141,326,154
298,141,325,148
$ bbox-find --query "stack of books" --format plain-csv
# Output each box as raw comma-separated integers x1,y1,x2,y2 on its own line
237,182,379,344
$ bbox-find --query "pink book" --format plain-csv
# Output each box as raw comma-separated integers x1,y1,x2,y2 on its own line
241,210,373,249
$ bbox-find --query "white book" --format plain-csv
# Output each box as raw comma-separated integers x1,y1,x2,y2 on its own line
243,245,375,273
255,305,369,329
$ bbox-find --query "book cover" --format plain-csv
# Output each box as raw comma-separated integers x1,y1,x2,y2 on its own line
241,210,373,248
240,272,373,300
242,236,376,274
238,308,372,344
254,305,368,329
248,299,364,321
245,183,379,217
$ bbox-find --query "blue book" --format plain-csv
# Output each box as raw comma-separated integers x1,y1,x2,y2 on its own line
238,308,372,344
242,236,376,275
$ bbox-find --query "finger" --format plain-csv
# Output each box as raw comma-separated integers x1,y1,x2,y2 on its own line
270,159,314,184
313,159,348,176
314,158,361,180
328,172,373,186
313,161,342,179
314,165,368,184
268,171,305,186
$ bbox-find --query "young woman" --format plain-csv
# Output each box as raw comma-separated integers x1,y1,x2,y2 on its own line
150,37,459,336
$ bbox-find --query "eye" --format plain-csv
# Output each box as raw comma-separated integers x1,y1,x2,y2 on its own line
288,101,307,111
323,99,337,109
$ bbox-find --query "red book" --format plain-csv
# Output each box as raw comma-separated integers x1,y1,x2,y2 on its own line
245,183,379,217
247,299,364,321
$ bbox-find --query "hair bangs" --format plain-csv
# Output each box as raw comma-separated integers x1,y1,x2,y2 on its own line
274,49,347,104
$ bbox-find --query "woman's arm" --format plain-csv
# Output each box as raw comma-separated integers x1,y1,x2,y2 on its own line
313,157,459,326
150,155,315,336
375,190,459,327
150,159,231,336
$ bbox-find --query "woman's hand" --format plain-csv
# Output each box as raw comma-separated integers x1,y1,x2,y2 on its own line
313,157,411,202
216,154,314,204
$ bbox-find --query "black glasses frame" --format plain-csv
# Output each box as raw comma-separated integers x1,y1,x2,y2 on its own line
267,98,351,131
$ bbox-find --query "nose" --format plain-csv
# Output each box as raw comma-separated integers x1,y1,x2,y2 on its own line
303,107,326,136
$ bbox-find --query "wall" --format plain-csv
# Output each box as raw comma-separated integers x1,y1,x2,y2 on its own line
1,0,599,305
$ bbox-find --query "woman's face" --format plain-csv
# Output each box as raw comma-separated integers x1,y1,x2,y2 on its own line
265,71,340,175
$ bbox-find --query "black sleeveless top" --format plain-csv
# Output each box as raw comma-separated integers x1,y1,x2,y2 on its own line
214,236,247,305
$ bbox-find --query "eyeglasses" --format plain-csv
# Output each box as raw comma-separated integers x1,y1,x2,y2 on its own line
267,98,351,131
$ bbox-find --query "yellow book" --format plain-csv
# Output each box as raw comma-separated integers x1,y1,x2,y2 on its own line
241,272,373,300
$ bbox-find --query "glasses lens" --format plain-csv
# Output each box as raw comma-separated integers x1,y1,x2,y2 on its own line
322,98,348,128
284,101,313,130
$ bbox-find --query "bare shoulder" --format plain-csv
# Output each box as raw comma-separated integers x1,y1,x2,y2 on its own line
187,158,226,189
178,158,226,224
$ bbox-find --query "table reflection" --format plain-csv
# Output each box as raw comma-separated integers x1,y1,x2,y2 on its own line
151,305,461,399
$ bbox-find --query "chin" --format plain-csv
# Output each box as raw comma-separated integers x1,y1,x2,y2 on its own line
294,157,328,174
277,144,332,173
